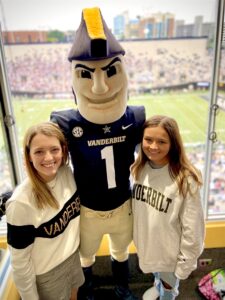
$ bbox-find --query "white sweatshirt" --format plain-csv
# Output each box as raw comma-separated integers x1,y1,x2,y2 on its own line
132,162,205,280
6,165,80,300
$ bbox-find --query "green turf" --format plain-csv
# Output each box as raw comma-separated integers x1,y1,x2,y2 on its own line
5,91,225,148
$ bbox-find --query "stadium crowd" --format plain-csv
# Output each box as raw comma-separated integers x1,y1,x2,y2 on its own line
187,144,225,214
1,40,225,215
5,45,71,94
4,40,225,96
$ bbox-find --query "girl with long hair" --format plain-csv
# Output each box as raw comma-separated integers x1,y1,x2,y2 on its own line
6,122,84,300
131,115,205,300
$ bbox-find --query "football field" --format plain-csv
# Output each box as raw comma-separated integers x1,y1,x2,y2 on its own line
11,91,225,148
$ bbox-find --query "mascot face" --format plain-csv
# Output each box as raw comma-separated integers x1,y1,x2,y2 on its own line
72,54,128,124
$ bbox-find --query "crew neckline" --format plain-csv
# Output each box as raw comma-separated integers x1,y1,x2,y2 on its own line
148,161,168,169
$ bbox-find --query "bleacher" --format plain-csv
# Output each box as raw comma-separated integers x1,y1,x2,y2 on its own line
4,38,221,97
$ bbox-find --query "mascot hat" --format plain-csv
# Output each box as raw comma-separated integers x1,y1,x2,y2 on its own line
68,7,125,62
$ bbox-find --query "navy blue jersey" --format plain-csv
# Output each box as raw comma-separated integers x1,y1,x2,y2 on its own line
51,106,145,211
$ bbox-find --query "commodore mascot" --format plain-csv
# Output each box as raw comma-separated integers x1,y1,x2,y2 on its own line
51,7,145,300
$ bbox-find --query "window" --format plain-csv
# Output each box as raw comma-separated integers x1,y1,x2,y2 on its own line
0,0,224,219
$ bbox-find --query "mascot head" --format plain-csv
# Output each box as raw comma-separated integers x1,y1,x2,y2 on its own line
68,7,128,124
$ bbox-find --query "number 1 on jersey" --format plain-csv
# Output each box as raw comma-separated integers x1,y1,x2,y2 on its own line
101,146,116,189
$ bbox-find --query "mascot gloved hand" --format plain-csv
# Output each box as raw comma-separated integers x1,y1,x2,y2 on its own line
51,7,145,300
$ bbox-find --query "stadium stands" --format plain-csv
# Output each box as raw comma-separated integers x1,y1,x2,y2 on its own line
2,38,225,214
4,38,224,97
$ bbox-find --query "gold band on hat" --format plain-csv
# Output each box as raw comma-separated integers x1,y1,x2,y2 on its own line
83,7,106,40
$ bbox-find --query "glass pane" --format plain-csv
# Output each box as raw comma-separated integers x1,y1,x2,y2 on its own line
208,23,225,215
0,0,220,218
0,108,13,278
0,124,13,194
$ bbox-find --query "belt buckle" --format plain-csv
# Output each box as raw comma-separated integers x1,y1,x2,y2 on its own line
98,212,107,219
107,212,113,218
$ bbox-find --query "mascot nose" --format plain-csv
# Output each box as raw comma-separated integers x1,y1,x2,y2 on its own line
92,72,109,94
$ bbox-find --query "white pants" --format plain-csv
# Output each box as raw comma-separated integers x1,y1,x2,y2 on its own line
80,199,133,267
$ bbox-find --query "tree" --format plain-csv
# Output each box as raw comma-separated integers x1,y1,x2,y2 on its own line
47,30,66,42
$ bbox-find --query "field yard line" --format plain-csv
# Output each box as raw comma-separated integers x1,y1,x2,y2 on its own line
182,113,203,135
171,102,206,142
184,104,205,123
182,98,206,125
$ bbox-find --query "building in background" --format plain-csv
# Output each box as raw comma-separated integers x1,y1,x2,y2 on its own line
2,31,47,44
113,11,214,40
1,11,217,44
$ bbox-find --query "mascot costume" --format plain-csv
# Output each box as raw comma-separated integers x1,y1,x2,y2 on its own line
51,7,145,300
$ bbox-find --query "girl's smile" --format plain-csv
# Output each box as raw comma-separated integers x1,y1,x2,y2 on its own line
29,133,63,182
142,126,171,167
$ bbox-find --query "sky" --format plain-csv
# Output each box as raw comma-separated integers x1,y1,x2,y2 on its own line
0,0,217,31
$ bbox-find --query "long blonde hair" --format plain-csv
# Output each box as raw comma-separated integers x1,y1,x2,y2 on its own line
23,122,68,209
130,115,202,198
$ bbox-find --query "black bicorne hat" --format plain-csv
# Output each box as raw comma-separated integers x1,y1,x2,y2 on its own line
68,7,125,62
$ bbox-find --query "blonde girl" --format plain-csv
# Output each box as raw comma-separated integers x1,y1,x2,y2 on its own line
6,122,84,300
